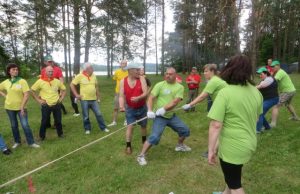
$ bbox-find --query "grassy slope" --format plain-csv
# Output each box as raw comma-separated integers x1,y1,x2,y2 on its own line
0,74,299,194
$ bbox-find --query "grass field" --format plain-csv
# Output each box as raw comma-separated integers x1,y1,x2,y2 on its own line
0,73,299,194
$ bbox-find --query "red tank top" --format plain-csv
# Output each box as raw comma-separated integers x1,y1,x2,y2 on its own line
124,77,145,108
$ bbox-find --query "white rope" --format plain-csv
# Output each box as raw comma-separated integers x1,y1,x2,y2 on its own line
0,105,191,188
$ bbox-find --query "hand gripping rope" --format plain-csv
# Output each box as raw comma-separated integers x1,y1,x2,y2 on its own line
0,105,195,189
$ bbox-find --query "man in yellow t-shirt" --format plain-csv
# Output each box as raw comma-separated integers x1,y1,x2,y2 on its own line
31,66,66,140
107,60,128,126
70,62,109,134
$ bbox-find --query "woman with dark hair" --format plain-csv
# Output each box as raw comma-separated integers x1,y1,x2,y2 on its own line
256,67,279,133
207,55,263,194
0,64,40,149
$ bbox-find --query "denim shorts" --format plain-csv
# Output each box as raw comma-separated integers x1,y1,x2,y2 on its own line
148,114,190,145
125,105,147,127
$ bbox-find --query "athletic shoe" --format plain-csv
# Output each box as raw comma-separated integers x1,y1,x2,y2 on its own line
175,144,191,152
73,113,80,117
270,123,276,128
107,121,117,127
137,154,147,166
212,192,223,194
124,120,127,126
85,130,91,135
12,143,20,149
30,143,40,148
289,116,300,121
103,128,110,132
2,148,12,155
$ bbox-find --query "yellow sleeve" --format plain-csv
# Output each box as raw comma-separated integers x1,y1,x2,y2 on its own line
0,81,5,91
59,82,66,90
21,79,30,92
113,70,118,81
31,80,41,91
72,74,81,85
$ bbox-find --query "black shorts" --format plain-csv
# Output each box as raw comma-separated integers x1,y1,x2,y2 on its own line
220,158,243,189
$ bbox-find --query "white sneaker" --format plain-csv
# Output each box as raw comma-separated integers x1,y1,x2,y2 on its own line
270,123,276,128
175,144,191,152
137,154,147,166
30,143,40,148
289,116,300,121
124,120,127,126
12,143,20,149
103,128,110,133
73,113,80,117
85,130,91,135
107,121,117,127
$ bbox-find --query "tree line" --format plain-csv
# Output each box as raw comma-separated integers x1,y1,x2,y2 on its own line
0,0,299,82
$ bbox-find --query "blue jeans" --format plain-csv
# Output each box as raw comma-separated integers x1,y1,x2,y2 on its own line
40,104,63,139
256,97,279,132
80,100,106,131
0,134,8,151
6,109,35,145
148,114,190,145
125,105,147,127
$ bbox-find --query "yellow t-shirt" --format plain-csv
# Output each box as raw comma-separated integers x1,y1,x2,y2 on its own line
72,73,98,100
31,78,66,106
113,69,128,93
0,78,30,110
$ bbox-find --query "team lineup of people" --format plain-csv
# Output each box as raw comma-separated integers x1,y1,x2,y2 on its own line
0,55,298,194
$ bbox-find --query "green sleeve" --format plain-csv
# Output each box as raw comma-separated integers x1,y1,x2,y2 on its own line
175,84,184,99
207,91,226,122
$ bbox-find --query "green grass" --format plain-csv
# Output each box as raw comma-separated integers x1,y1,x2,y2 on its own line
0,73,299,194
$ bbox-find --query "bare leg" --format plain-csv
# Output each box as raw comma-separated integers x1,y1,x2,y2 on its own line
112,108,118,123
178,136,185,144
230,187,245,194
222,185,231,194
140,126,147,137
271,105,280,127
126,125,133,142
287,104,299,118
140,140,152,155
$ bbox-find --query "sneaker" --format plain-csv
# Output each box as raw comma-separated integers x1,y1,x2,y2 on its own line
137,154,147,166
270,123,276,128
85,130,91,135
30,143,40,148
256,130,262,134
123,120,127,126
12,143,20,149
289,116,300,121
175,144,191,152
103,128,110,133
2,148,12,155
73,113,80,117
125,147,132,155
212,192,223,194
107,121,117,127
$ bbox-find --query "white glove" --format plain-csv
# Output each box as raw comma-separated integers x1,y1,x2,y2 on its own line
182,104,192,110
156,107,166,116
147,111,156,119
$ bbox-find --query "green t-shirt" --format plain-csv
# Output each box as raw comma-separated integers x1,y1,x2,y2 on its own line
207,84,263,164
151,81,184,118
274,69,296,93
203,76,227,101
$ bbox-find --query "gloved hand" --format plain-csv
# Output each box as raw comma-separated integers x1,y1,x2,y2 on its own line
147,111,156,119
156,107,166,116
182,104,192,110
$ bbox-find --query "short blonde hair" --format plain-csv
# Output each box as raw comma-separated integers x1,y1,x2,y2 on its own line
203,63,217,73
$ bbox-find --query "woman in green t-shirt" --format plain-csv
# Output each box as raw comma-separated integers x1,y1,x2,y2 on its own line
207,55,263,194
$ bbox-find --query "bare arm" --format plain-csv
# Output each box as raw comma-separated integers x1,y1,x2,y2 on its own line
131,77,148,102
147,95,156,112
58,90,66,102
31,90,46,105
119,79,125,112
70,83,81,99
20,91,29,115
189,92,209,106
208,120,223,165
163,97,182,111
95,80,101,102
0,91,6,97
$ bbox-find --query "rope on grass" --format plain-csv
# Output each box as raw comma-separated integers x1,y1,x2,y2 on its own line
0,105,193,189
